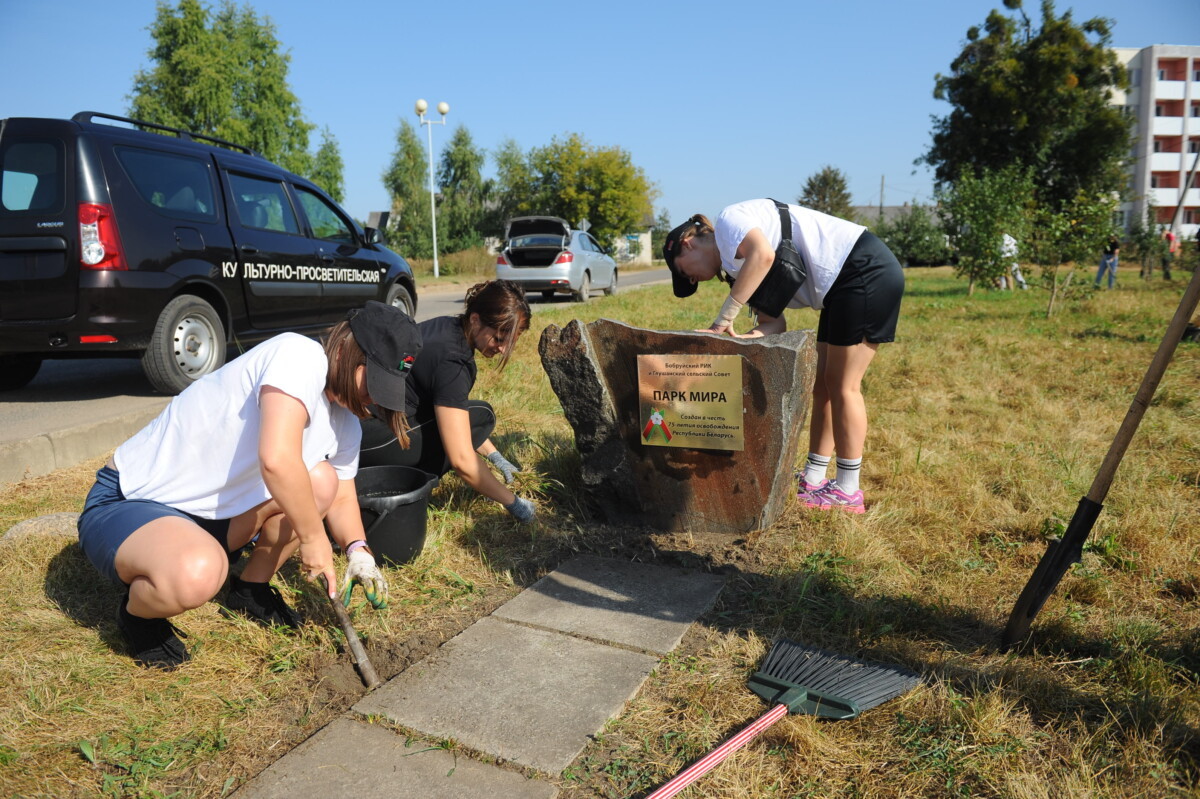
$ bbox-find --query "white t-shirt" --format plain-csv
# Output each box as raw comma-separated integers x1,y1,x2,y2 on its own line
114,333,361,518
714,199,865,310
1002,234,1018,261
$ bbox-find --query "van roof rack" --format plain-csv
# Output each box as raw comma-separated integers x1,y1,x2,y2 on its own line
72,111,261,157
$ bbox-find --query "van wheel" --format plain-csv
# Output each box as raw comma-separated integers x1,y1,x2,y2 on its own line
574,272,591,303
604,269,618,296
142,296,226,395
0,354,42,391
385,283,415,318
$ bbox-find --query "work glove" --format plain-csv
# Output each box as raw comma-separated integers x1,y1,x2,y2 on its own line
503,495,536,523
339,548,389,609
486,450,521,484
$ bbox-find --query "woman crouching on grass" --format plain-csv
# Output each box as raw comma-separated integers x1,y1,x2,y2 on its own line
77,301,420,669
359,280,536,523
662,199,904,514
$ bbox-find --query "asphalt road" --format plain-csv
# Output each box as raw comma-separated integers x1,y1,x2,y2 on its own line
0,268,668,482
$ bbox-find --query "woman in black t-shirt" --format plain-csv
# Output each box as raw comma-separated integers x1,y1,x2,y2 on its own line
360,280,536,522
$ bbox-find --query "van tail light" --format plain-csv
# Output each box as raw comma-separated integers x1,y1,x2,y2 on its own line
553,251,574,265
496,252,510,266
78,203,127,270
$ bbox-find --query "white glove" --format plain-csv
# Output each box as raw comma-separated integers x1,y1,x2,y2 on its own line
339,547,389,609
486,450,520,484
503,496,536,523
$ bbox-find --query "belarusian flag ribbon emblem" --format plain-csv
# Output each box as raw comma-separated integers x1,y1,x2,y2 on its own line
642,409,672,442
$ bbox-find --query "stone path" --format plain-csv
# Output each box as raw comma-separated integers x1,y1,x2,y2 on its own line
234,554,726,798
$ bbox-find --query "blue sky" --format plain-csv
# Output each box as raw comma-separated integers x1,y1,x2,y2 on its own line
2,0,1195,229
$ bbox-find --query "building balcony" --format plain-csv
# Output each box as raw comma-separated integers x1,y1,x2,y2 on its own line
1153,79,1188,100
1152,152,1186,171
1150,186,1200,208
1153,116,1185,135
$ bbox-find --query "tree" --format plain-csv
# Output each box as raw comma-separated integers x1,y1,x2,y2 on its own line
921,0,1130,209
494,133,656,245
798,166,854,218
381,119,432,258
435,125,490,253
874,205,952,266
936,165,1034,293
650,208,673,260
487,138,533,237
129,0,316,177
310,127,344,203
1024,188,1118,316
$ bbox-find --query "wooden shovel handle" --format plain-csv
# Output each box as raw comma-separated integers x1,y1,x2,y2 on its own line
1088,265,1200,503
319,575,382,690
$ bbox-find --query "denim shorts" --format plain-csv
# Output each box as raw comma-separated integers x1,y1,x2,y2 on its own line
77,466,231,586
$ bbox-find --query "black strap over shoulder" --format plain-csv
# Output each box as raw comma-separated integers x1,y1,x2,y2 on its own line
767,198,792,242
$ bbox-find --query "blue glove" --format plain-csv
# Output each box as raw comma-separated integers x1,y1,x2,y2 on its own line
486,450,520,484
503,496,536,523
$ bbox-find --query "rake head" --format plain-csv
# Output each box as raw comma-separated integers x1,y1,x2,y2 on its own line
748,639,921,719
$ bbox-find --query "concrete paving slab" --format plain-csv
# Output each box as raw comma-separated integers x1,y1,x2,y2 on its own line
354,617,657,774
493,554,727,654
233,718,557,799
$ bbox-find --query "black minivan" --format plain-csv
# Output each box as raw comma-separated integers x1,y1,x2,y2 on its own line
0,112,417,393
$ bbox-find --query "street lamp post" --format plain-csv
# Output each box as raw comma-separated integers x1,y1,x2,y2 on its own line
415,98,449,278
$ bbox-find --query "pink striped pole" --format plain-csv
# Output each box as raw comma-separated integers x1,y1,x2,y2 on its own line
645,703,790,799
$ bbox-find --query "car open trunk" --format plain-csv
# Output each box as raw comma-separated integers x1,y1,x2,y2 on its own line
503,216,570,267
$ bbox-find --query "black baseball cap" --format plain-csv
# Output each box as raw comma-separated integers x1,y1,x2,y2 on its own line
347,301,421,412
662,219,699,298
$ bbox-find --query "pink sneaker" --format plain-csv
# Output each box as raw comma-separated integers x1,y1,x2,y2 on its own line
804,481,865,514
795,474,828,502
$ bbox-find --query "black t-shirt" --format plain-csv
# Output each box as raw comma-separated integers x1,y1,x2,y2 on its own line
405,315,476,422
1104,237,1119,255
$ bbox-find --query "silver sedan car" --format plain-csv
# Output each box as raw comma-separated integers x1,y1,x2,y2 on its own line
495,216,617,302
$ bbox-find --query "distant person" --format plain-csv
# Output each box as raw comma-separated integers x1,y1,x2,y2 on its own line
359,280,537,524
662,199,904,514
77,302,418,669
1000,233,1028,290
1095,234,1120,289
1162,228,1179,280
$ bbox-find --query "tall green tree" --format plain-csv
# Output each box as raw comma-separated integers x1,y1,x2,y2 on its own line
798,165,854,218
129,0,316,176
310,127,344,203
921,0,1130,209
436,126,490,253
381,119,432,258
494,133,656,245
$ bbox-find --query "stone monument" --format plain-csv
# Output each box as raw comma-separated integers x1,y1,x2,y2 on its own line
539,319,816,534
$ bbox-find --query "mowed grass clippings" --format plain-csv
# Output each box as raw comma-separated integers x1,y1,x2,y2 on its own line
0,267,1195,797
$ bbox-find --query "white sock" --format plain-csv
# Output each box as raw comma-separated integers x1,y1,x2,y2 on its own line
835,457,862,493
804,453,831,486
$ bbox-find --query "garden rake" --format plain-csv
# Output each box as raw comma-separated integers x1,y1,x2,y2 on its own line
645,639,921,798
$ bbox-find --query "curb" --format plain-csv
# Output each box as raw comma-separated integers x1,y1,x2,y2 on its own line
0,404,167,487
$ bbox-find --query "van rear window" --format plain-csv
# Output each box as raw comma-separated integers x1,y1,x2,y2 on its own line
116,146,216,221
1,139,64,213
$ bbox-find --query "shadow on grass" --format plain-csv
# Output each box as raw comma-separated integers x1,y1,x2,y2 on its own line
44,541,125,648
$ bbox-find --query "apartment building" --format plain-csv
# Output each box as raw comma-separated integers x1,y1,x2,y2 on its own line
1112,44,1200,239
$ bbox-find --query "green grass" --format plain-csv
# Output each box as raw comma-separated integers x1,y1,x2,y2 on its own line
1,266,1198,797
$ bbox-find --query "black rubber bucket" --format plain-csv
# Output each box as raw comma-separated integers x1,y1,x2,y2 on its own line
355,466,439,566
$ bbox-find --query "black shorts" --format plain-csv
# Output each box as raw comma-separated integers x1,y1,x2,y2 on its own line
817,231,904,345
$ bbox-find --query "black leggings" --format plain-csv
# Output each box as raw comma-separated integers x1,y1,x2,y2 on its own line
359,401,496,477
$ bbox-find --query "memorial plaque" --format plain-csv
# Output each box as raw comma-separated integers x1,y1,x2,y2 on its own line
637,354,743,451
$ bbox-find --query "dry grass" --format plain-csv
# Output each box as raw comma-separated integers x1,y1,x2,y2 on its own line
1,267,1198,797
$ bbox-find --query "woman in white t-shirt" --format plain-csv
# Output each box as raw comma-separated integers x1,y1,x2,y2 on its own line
662,199,904,514
77,301,420,669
